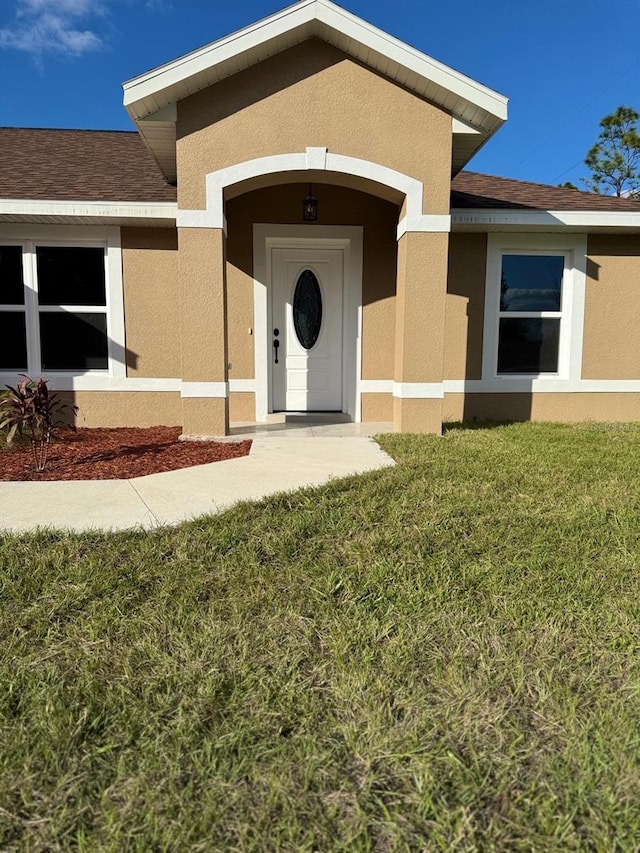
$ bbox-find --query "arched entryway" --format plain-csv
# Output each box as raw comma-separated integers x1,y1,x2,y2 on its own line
176,150,451,436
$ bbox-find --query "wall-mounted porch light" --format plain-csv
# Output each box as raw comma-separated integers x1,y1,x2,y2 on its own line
302,185,318,222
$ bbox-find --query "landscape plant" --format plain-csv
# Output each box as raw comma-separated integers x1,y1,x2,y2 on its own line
0,376,77,473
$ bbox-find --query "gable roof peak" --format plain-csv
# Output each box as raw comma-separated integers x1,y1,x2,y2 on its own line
123,0,508,182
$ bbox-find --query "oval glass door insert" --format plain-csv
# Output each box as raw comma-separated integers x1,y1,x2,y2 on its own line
293,269,322,350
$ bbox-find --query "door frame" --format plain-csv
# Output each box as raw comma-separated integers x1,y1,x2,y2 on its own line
271,246,345,413
253,224,363,422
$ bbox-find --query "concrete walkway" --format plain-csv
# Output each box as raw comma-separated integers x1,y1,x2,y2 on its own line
0,421,395,534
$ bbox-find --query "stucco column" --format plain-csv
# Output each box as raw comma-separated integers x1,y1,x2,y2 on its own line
394,231,449,434
178,227,229,437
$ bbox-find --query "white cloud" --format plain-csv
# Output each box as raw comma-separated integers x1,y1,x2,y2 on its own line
0,0,105,57
19,0,102,15
145,0,172,10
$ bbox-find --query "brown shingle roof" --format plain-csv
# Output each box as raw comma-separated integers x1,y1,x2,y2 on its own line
0,127,638,212
0,127,176,202
451,170,640,211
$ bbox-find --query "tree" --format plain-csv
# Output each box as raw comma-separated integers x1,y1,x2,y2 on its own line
582,106,640,198
558,181,578,190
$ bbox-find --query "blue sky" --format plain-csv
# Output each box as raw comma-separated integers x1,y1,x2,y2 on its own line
0,0,639,189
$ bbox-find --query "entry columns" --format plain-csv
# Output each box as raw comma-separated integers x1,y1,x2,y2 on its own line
393,231,449,434
178,227,229,437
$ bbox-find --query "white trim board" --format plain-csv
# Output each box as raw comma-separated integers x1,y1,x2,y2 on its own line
0,375,253,397
359,379,394,394
444,380,640,394
123,0,507,128
452,208,640,232
2,372,640,397
343,379,640,396
178,148,449,239
359,379,640,395
354,379,640,397
181,382,229,398
3,198,639,231
0,225,126,382
0,198,177,225
252,224,363,422
393,382,444,399
123,0,507,183
481,233,587,385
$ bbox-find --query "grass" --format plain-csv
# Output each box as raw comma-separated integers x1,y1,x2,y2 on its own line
2,421,640,850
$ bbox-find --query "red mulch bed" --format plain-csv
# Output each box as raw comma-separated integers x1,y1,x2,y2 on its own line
0,427,252,481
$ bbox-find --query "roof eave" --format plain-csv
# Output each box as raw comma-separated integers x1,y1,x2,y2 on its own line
123,0,508,181
0,198,178,226
452,207,640,232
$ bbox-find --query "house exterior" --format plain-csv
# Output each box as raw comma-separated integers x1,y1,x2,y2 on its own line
1,0,640,437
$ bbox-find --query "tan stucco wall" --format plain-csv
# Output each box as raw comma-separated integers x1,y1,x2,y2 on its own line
178,227,229,436
182,397,228,437
225,183,398,382
121,227,180,378
444,392,640,423
395,231,449,384
393,231,449,434
229,392,256,424
394,397,443,434
444,233,487,380
176,38,452,215
583,235,640,379
361,393,394,422
178,227,228,383
118,225,487,388
59,391,182,428
53,389,640,429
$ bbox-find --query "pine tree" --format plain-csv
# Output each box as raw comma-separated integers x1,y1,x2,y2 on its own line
582,106,640,198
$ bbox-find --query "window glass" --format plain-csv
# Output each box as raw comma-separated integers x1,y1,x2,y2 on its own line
0,246,25,305
0,312,27,370
293,269,323,350
40,313,108,370
36,247,106,306
500,255,563,312
497,318,560,374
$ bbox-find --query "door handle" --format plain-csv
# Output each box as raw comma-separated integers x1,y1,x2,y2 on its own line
273,338,280,364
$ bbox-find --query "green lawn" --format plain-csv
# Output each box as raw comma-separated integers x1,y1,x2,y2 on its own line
2,422,640,851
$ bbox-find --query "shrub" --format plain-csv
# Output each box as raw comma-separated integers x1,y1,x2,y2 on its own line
0,377,78,473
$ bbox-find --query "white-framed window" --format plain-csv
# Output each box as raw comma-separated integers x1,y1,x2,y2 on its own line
482,234,587,383
0,244,28,372
0,226,125,379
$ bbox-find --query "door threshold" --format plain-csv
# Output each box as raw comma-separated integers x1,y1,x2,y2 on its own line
266,412,351,424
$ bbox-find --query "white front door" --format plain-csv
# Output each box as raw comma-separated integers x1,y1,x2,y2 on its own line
271,246,344,412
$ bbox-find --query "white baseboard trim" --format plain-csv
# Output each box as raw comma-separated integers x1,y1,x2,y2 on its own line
9,372,640,399
180,381,229,398
397,215,451,239
445,379,640,394
229,379,257,393
393,382,445,399
359,379,393,393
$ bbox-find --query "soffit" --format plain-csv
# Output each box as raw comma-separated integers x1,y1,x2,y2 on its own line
123,0,508,183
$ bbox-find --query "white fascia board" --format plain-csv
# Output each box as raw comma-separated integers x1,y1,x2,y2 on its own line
123,0,507,127
123,1,317,113
452,208,640,231
315,1,507,122
0,198,177,222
